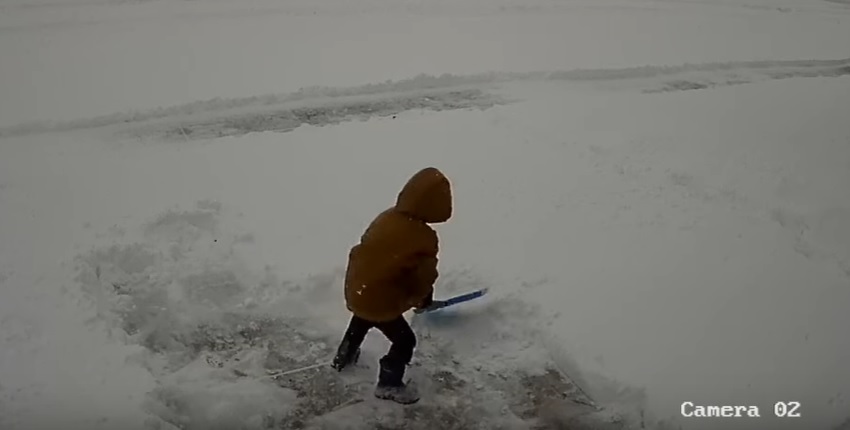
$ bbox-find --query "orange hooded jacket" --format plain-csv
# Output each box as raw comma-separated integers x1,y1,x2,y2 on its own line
344,167,452,322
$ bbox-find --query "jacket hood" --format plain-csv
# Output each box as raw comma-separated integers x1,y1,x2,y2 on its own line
394,167,452,223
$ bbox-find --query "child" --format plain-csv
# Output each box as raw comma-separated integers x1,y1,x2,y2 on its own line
331,167,452,405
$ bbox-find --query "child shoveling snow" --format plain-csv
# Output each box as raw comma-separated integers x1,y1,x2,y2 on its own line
331,167,452,405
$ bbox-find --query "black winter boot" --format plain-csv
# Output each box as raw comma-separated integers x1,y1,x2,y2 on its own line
374,358,419,404
331,339,361,372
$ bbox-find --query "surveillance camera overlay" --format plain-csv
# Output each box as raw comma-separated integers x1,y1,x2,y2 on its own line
1,0,849,429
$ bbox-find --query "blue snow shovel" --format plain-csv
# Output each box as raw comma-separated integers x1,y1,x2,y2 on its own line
413,288,489,314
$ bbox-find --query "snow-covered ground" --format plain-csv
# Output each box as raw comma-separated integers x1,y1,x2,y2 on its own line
2,0,850,429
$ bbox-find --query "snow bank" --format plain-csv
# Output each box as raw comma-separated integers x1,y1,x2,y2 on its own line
4,57,849,140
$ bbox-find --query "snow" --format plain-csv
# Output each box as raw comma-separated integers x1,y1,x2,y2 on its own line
1,0,850,429
2,0,850,127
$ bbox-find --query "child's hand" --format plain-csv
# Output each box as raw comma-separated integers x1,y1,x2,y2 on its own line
413,299,445,314
417,293,434,309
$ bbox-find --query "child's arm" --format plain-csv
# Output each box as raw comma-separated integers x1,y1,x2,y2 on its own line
411,254,437,308
406,225,439,309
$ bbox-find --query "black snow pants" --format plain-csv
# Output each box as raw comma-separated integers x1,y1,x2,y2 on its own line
334,314,416,387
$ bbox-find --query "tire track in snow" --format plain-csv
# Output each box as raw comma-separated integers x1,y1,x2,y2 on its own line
1,57,848,140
